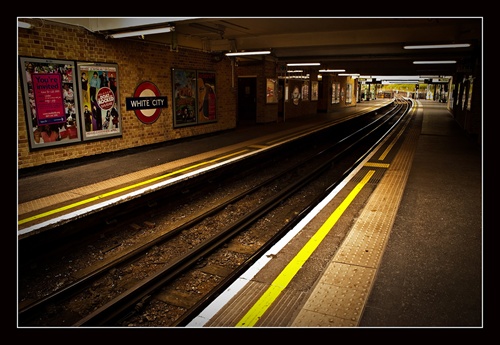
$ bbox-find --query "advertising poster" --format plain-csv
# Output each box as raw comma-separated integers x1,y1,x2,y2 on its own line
290,82,302,105
332,82,340,104
172,68,197,127
301,81,309,101
77,62,121,140
19,56,82,149
196,71,217,123
266,78,278,104
311,81,318,101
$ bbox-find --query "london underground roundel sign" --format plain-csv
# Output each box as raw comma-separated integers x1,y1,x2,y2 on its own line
126,81,168,124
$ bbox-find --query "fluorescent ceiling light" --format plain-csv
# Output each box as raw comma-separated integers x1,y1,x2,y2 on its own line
319,69,345,73
372,75,420,80
338,73,360,77
419,75,452,80
404,43,470,49
287,63,320,66
109,26,174,38
18,21,32,29
225,51,271,56
413,60,456,64
383,79,419,82
382,80,420,84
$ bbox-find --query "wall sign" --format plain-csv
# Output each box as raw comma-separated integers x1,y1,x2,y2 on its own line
127,81,167,124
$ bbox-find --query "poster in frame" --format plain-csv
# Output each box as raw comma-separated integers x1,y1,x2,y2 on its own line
301,81,309,101
19,56,82,149
266,78,278,104
332,82,340,104
196,70,217,123
311,81,318,101
76,62,121,141
172,68,197,127
290,82,302,105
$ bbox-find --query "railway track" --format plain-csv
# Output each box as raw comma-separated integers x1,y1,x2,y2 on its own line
18,98,412,327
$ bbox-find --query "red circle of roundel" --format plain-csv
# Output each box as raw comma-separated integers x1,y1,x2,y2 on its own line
133,81,162,124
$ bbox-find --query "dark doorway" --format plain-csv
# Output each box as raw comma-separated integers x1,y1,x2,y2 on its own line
317,80,327,113
237,77,257,125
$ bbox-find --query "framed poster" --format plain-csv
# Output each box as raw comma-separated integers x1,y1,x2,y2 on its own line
76,62,121,140
301,81,309,101
332,82,340,104
19,56,82,149
266,78,278,104
172,68,197,127
290,82,302,105
196,71,217,123
311,81,318,101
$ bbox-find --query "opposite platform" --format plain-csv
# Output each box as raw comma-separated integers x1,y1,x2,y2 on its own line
18,100,391,237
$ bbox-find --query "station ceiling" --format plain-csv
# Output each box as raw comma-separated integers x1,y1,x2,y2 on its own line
33,17,482,82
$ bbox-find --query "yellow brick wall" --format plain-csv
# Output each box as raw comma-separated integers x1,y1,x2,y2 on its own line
18,20,237,170
235,60,280,123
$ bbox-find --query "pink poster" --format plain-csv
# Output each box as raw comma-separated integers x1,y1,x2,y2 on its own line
32,73,66,126
20,56,82,149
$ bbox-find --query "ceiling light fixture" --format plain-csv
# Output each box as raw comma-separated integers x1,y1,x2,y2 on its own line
382,80,420,84
225,51,271,56
18,21,32,29
287,63,320,66
318,69,345,73
413,60,457,64
404,43,470,49
108,26,174,39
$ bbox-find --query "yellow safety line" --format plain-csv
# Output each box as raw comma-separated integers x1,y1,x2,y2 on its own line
378,103,417,161
18,150,249,226
365,162,390,168
236,169,376,327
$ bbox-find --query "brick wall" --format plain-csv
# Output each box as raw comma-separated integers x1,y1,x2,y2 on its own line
18,20,237,170
321,75,358,113
233,59,279,124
